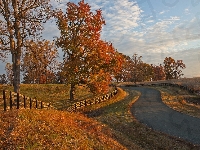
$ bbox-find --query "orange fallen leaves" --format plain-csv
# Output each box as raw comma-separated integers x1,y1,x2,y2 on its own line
0,109,126,149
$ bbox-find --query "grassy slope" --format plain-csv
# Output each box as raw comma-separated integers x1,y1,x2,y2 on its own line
0,109,125,150
153,86,200,118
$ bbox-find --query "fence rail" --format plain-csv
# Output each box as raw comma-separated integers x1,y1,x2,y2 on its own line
1,90,51,111
67,88,118,112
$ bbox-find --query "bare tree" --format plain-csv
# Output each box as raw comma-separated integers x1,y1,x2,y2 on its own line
0,0,51,92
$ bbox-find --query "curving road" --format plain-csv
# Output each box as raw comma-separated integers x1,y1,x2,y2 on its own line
123,86,200,145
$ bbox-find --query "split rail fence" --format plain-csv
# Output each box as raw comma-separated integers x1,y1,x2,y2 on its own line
67,87,118,112
1,90,51,111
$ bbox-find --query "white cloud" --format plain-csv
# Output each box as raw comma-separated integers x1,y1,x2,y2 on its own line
185,8,190,14
82,0,143,53
147,20,154,23
159,10,165,14
169,16,180,21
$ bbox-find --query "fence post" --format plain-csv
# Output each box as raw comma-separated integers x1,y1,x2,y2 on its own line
17,93,19,109
10,91,12,110
24,95,26,109
3,90,6,111
30,98,32,109
36,99,38,109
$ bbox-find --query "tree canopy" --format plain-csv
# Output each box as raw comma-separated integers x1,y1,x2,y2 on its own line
54,0,123,100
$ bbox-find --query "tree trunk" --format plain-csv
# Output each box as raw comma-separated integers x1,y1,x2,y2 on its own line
13,52,20,93
70,83,75,101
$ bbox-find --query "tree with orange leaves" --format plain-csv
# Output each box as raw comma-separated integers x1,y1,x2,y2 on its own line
54,0,122,100
21,40,58,84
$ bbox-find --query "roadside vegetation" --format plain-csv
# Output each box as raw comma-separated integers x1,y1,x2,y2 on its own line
153,86,200,118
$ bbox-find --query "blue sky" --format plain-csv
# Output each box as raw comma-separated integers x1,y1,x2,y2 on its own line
1,0,200,77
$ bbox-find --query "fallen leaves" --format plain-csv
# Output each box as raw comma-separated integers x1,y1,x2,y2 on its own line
0,109,125,149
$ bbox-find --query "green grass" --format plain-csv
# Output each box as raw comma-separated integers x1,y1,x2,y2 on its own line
0,84,93,110
85,87,200,150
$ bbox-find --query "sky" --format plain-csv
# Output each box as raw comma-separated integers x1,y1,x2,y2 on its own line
1,0,200,77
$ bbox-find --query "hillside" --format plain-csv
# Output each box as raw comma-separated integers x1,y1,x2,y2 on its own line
0,109,125,149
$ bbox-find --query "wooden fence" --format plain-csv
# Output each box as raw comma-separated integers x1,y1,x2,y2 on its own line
67,87,118,112
1,90,51,111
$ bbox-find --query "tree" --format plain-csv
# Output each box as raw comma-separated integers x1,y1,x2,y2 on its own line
0,0,51,92
5,63,13,84
114,54,133,82
163,57,186,80
55,0,121,100
21,40,58,84
130,53,143,83
152,64,165,81
140,63,154,81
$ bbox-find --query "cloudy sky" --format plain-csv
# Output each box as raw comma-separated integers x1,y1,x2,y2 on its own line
1,0,200,77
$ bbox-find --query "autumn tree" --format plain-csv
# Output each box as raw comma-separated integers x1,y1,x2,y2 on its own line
130,53,143,83
55,0,122,100
85,40,121,94
152,64,165,81
21,40,58,84
163,57,186,80
0,0,52,92
114,54,132,82
139,63,154,81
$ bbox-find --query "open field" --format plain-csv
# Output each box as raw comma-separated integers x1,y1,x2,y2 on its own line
118,77,200,92
170,77,200,91
0,84,93,110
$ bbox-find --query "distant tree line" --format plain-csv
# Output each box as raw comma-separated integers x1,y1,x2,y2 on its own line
2,53,186,85
114,54,186,83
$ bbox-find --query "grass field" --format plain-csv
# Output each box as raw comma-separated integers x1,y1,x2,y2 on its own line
169,77,200,91
0,84,93,110
1,82,200,149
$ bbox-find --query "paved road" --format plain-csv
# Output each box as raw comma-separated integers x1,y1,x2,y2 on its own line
123,86,200,145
